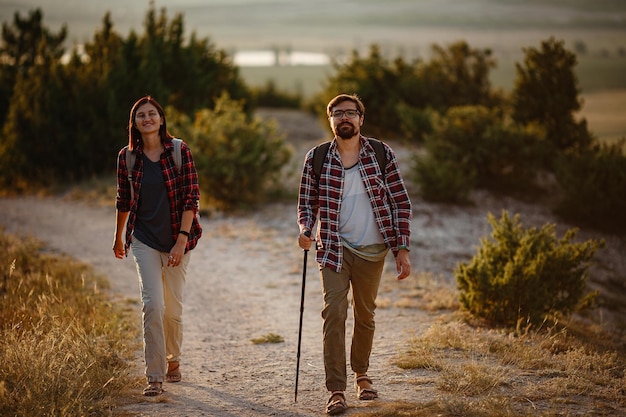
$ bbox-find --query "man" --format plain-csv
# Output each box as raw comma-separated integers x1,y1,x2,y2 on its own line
297,93,412,415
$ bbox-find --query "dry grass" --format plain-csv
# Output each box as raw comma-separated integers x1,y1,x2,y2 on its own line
0,231,139,417
362,263,626,417
376,301,626,417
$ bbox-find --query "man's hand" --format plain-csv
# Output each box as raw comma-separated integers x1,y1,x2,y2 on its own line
298,230,314,251
395,249,411,280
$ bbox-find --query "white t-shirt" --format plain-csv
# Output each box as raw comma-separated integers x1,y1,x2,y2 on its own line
339,164,384,246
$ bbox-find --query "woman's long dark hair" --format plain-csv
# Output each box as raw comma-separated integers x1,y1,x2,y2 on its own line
127,96,173,151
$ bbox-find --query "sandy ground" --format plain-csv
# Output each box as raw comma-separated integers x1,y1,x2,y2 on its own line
0,110,624,416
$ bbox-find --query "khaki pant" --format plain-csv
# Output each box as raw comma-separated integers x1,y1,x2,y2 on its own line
320,248,384,392
131,238,189,383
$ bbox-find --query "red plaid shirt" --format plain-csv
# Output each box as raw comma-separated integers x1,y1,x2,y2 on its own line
116,139,202,253
298,136,412,272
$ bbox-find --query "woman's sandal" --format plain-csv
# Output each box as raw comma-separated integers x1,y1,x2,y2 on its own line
325,391,348,415
355,375,378,401
143,381,164,397
166,361,182,383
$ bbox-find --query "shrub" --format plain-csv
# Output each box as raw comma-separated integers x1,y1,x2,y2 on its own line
413,155,476,204
455,211,603,327
554,139,626,234
169,94,293,210
413,106,544,203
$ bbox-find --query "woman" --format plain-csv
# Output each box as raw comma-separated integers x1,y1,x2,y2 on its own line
113,96,202,396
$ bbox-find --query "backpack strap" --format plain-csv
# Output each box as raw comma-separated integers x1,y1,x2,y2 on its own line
124,139,183,202
312,141,331,183
369,138,387,176
312,138,386,183
172,138,182,173
125,147,136,202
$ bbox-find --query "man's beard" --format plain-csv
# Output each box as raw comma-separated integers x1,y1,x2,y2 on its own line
335,122,357,139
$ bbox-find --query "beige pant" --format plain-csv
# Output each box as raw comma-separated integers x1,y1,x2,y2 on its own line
131,238,189,383
320,248,384,392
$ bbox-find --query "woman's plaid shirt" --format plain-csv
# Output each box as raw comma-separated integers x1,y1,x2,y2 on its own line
298,136,412,272
116,139,202,253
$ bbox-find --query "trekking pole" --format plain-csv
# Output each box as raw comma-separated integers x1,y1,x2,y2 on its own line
295,230,311,403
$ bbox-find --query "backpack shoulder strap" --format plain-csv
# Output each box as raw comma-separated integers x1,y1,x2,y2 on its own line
368,138,387,176
312,141,331,183
172,138,183,173
125,147,136,202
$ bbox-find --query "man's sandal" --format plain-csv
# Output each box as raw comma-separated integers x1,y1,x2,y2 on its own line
166,361,182,383
355,375,378,401
325,391,348,415
143,381,164,396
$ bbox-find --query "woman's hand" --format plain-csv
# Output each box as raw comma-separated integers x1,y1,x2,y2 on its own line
112,238,125,259
168,237,187,266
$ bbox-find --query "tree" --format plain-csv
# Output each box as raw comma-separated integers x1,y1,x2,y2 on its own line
0,8,67,126
0,36,70,188
511,37,592,157
417,41,500,112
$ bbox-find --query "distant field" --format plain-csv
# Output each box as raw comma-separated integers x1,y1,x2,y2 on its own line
580,90,626,143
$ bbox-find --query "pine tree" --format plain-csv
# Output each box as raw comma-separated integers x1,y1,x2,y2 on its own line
511,37,592,158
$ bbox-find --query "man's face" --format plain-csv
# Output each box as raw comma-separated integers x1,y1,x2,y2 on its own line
329,101,363,139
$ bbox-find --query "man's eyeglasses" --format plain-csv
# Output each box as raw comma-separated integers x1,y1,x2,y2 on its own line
331,110,361,119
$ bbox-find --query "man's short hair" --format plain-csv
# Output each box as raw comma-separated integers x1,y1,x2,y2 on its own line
326,93,365,118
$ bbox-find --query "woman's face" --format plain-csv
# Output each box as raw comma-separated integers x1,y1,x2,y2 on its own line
134,103,163,136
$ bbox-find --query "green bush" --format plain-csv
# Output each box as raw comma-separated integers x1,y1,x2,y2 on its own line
396,102,434,143
413,155,476,204
169,94,292,210
413,106,544,203
511,37,593,162
455,211,603,327
554,139,626,234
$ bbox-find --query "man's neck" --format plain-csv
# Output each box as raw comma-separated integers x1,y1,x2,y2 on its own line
336,134,360,153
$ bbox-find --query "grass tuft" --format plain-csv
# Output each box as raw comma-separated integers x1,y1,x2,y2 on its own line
250,333,284,344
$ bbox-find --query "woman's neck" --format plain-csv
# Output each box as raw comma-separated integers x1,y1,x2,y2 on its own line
142,133,162,151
